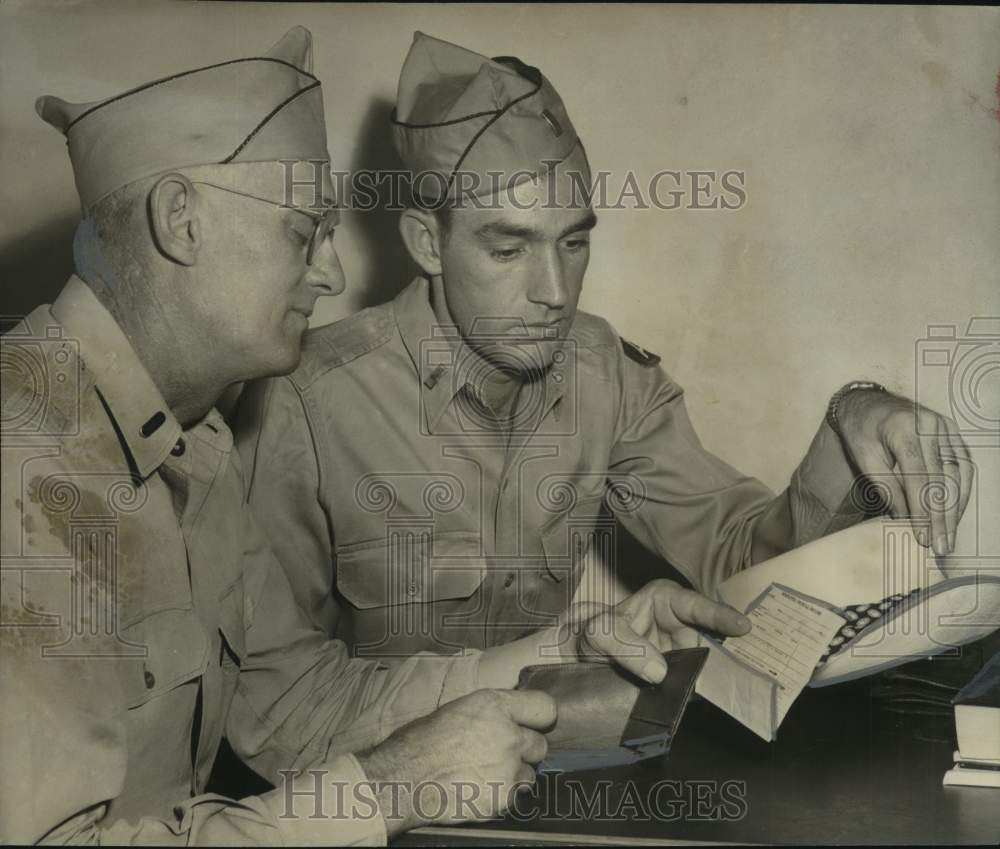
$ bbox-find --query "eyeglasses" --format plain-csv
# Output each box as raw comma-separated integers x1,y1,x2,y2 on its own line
190,180,338,266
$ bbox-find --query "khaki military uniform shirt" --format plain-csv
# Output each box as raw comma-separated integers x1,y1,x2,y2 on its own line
234,277,863,658
0,277,482,844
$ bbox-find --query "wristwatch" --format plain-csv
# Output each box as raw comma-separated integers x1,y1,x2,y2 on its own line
826,381,888,438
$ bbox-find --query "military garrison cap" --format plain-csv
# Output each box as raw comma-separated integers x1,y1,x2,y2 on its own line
392,32,588,206
36,26,329,210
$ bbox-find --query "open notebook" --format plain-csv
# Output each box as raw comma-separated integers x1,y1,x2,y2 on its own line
695,519,1000,740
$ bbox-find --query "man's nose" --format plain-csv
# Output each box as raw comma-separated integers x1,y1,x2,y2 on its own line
307,240,347,296
528,248,569,309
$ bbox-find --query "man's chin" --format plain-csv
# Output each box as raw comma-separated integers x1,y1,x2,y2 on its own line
250,334,305,380
273,344,304,376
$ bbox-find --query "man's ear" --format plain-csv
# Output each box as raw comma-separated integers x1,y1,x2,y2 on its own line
399,208,442,277
148,173,201,267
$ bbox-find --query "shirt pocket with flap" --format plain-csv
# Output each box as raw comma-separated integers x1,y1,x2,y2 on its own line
335,531,487,609
118,606,211,709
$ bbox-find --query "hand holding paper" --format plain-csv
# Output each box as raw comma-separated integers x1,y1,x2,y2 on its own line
695,520,1000,740
697,584,847,739
566,579,751,683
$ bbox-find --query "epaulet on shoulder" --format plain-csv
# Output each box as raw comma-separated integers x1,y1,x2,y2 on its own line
620,337,661,367
1,315,95,437
575,311,662,367
290,304,394,390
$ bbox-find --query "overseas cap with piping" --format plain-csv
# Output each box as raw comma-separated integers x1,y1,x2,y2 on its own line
392,31,587,206
36,26,329,210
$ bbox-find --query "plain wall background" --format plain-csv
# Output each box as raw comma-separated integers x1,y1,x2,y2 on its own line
2,2,997,557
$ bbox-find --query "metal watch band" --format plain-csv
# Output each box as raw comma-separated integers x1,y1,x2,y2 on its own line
826,381,888,438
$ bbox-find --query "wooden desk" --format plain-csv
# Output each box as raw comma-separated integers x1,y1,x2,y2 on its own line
398,675,999,846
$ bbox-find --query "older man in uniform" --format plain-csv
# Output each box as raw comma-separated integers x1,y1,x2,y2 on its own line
0,27,606,845
234,34,971,661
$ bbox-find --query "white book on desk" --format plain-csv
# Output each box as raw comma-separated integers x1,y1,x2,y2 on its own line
956,702,1000,763
951,651,1000,773
695,520,1000,740
943,753,1000,789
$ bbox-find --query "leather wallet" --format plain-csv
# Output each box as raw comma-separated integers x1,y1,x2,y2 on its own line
516,647,708,772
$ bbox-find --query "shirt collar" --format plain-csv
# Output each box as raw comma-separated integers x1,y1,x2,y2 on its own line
392,276,572,434
391,278,458,432
51,276,183,480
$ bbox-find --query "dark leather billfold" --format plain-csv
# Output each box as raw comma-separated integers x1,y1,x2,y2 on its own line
516,647,708,772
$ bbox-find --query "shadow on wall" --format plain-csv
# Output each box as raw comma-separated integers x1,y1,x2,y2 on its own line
0,213,77,325
346,96,419,309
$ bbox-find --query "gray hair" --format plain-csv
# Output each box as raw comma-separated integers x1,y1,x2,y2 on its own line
73,178,153,295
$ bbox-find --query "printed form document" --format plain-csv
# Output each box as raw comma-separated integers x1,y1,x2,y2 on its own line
696,583,846,740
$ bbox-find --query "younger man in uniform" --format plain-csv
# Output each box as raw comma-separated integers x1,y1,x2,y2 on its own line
235,33,971,662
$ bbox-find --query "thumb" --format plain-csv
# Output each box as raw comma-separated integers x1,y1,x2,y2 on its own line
495,688,558,730
580,612,667,684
